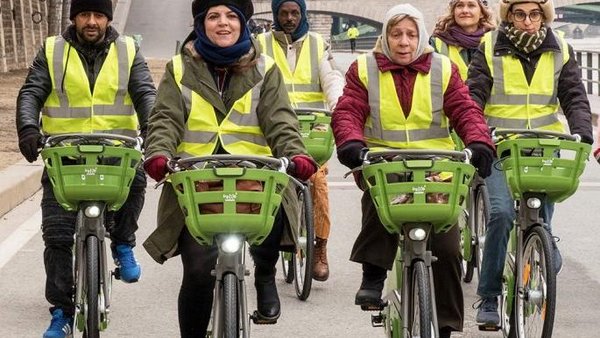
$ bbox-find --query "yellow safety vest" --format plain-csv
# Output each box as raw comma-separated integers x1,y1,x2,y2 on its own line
482,30,569,132
433,37,469,81
347,27,360,39
257,31,326,109
172,54,275,158
357,53,455,150
43,36,138,137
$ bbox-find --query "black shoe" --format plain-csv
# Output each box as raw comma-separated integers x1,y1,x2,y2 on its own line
254,266,280,321
355,263,386,310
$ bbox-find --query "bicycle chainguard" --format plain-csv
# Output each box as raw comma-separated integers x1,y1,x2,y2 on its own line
251,310,279,325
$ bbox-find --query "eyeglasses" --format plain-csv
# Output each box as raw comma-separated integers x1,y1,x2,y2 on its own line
511,10,543,22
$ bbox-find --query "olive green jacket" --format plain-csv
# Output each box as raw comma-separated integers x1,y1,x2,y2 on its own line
143,39,308,264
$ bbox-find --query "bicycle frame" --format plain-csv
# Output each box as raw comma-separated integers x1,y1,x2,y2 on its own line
491,128,590,337
355,148,474,338
166,154,302,337
41,133,142,336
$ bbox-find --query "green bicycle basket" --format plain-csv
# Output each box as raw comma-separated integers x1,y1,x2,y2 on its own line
362,158,474,234
496,138,591,203
169,167,290,246
41,144,142,212
298,112,334,165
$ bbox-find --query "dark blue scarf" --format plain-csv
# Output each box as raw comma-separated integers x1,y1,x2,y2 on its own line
193,6,251,67
272,0,309,41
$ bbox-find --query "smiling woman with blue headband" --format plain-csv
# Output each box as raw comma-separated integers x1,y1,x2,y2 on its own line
141,0,317,336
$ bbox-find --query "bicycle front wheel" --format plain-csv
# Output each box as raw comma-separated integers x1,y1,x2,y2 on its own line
85,235,100,338
473,184,489,282
408,261,433,338
223,273,239,338
293,184,314,300
516,226,556,337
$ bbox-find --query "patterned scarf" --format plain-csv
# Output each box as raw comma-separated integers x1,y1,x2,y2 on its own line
434,26,486,49
504,23,547,54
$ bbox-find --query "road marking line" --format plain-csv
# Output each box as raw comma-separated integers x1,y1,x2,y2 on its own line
0,211,41,270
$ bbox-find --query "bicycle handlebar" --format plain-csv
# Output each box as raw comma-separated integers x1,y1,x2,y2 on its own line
44,133,142,150
294,108,332,116
491,128,581,143
362,148,472,164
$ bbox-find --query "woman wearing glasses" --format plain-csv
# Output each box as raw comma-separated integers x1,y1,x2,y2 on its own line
467,0,593,327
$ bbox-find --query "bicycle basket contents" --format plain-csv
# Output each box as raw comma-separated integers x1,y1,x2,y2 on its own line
194,179,263,214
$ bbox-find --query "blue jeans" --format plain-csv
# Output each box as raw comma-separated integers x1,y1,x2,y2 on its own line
477,159,554,298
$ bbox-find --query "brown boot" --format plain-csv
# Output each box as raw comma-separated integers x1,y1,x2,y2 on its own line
313,237,330,281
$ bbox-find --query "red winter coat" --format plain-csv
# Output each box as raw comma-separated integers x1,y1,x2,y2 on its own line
332,51,494,150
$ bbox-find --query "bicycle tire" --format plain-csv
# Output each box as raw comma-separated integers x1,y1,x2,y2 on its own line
223,273,239,338
409,260,433,338
463,207,475,283
473,184,489,282
515,226,556,338
293,184,314,300
85,235,100,338
280,252,294,284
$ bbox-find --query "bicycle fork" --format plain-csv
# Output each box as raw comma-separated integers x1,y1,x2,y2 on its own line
74,202,112,331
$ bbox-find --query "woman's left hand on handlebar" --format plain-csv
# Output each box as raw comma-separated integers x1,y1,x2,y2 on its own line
291,154,318,181
144,154,169,182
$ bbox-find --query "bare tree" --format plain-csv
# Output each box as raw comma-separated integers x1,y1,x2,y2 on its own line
47,0,63,35
61,0,71,31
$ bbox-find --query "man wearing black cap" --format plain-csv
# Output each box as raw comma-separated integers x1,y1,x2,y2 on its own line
256,0,344,283
16,0,156,336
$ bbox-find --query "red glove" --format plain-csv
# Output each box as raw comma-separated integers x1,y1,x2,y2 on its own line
594,147,600,165
291,155,318,181
144,154,169,182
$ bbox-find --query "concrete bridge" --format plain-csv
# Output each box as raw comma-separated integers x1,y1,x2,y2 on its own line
253,0,600,30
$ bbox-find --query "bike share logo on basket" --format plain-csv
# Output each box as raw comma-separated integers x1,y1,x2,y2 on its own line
223,192,238,202
81,167,103,180
412,185,426,194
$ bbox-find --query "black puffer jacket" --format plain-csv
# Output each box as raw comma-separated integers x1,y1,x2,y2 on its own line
16,25,156,137
467,27,593,144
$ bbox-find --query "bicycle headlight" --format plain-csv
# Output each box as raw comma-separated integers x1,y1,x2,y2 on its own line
221,236,243,254
526,197,542,209
84,205,101,218
408,228,427,241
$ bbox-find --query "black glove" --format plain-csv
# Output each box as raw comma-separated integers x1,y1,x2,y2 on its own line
466,142,495,178
18,127,42,163
581,134,594,145
336,141,366,169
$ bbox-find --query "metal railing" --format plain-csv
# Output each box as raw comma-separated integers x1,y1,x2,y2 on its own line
575,50,600,96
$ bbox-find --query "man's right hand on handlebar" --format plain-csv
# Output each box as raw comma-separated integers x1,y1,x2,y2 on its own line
144,154,169,182
337,141,366,169
18,127,43,163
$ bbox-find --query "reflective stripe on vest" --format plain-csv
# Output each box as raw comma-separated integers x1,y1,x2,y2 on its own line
173,54,275,158
483,31,568,132
357,53,455,150
257,31,326,109
433,37,469,80
42,36,137,137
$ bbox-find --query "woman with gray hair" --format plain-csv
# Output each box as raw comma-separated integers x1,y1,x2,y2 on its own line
332,4,495,337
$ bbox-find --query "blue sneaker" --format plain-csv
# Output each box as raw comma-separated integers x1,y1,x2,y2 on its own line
475,297,500,326
43,309,73,338
113,244,141,283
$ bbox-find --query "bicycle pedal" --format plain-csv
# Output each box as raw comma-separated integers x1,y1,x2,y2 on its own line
371,313,384,327
251,311,279,325
360,303,385,311
113,268,121,280
478,324,501,331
